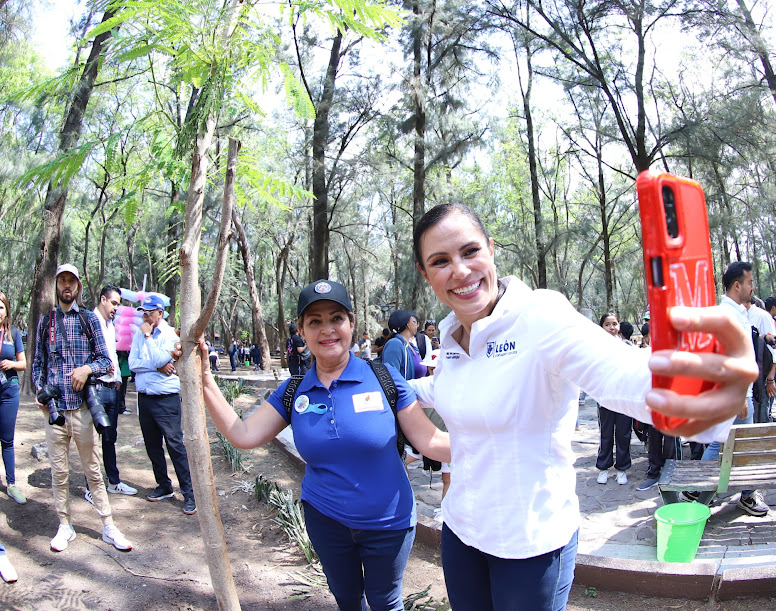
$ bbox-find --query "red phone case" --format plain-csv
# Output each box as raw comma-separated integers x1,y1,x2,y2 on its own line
636,170,717,430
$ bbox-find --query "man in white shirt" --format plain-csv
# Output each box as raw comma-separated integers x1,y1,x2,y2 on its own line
87,285,137,501
700,262,769,516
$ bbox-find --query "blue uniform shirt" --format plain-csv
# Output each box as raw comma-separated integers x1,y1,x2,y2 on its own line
268,354,417,530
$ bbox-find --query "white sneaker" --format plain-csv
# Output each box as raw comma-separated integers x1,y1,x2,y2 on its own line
102,525,132,551
616,470,628,485
51,524,76,552
108,482,138,495
0,554,17,582
84,490,94,505
597,470,609,484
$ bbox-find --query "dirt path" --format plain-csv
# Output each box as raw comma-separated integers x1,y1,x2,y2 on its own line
0,383,772,610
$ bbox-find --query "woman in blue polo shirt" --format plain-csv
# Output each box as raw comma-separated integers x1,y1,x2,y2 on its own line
198,280,450,611
0,291,26,505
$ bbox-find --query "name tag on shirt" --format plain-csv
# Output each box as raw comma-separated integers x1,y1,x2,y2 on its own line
352,392,384,413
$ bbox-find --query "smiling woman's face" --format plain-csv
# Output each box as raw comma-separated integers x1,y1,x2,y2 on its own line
300,301,354,367
417,212,498,328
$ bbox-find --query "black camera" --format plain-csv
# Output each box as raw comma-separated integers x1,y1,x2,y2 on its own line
37,384,64,426
83,377,111,434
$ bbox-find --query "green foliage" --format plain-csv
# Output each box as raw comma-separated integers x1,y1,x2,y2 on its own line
216,431,250,473
255,476,317,564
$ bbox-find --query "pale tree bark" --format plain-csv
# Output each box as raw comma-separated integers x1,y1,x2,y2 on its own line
178,134,241,610
231,209,270,369
23,7,117,392
275,233,294,368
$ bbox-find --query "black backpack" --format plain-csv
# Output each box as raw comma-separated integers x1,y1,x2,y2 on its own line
281,360,406,457
752,325,773,407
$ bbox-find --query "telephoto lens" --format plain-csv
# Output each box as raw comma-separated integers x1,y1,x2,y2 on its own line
37,385,64,426
83,379,111,433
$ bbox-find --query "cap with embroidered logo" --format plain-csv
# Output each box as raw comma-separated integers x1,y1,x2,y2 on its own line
137,295,166,312
297,280,353,317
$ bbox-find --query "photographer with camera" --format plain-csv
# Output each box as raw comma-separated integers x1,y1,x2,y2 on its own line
32,264,132,553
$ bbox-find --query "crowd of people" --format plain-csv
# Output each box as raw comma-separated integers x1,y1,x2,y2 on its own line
0,203,765,609
0,265,199,581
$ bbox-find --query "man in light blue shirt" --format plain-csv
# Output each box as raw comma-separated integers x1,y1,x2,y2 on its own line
129,295,195,515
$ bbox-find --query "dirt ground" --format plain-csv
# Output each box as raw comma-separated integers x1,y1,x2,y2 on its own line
0,379,773,610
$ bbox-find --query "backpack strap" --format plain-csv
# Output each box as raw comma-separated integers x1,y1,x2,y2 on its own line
367,360,405,458
282,375,306,421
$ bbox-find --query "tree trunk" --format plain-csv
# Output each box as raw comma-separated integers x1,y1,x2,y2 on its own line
410,0,426,306
521,36,547,288
23,8,118,393
178,132,241,610
310,31,343,280
736,0,776,108
275,235,294,369
231,209,270,369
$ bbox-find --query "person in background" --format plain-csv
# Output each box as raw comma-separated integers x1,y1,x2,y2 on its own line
640,322,650,348
84,285,138,504
287,323,307,376
250,343,261,371
372,328,390,359
129,295,196,516
116,350,131,414
0,291,26,505
32,264,132,552
595,313,633,485
383,311,425,381
359,331,372,360
0,540,17,583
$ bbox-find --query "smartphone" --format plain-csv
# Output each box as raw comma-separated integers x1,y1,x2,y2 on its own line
636,170,717,431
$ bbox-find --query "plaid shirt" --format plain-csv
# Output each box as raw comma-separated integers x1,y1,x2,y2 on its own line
32,303,112,410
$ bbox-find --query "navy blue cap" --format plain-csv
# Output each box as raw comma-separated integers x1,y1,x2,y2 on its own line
297,280,353,317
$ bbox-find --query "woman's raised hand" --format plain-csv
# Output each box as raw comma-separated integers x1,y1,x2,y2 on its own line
646,306,758,437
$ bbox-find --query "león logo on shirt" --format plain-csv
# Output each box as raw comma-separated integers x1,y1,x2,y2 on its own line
486,339,517,358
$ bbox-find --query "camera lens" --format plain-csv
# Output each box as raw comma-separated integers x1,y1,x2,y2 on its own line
662,185,679,239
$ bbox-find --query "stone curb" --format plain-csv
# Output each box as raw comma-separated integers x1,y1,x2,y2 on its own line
271,432,776,600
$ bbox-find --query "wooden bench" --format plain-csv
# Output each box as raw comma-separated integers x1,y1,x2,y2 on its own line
657,423,776,505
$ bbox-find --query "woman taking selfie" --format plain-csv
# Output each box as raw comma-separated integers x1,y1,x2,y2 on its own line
194,280,449,611
409,203,756,610
0,292,26,505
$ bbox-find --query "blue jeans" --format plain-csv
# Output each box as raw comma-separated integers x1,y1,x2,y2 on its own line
702,397,754,498
441,524,577,611
302,501,414,611
0,380,20,485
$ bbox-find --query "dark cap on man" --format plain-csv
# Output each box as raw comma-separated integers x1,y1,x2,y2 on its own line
766,296,776,313
297,280,353,317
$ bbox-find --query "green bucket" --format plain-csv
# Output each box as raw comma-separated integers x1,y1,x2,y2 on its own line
654,501,711,563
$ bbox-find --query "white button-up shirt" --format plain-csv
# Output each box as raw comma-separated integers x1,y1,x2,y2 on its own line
94,307,120,384
411,276,733,560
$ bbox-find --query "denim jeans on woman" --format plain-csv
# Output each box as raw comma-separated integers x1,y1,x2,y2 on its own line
302,501,415,611
0,379,20,485
441,524,577,611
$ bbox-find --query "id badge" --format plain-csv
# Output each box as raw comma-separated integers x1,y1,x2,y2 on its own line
352,391,384,413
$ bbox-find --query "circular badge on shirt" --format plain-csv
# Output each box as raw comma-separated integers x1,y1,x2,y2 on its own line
294,394,310,413
314,281,332,294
